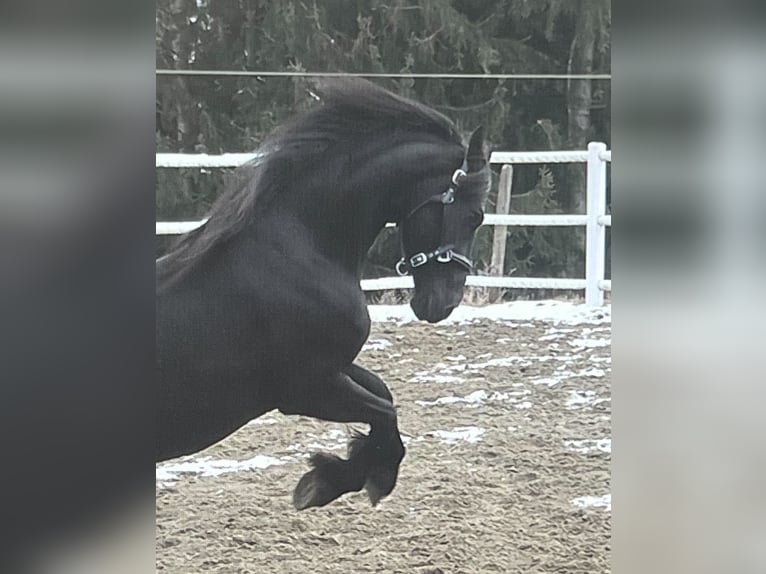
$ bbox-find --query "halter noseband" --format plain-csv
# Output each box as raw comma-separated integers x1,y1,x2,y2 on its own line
395,164,475,276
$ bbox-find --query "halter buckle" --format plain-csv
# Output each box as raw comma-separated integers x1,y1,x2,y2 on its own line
409,252,429,268
441,188,455,204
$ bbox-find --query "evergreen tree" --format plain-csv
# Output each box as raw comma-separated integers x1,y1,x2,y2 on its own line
156,0,611,283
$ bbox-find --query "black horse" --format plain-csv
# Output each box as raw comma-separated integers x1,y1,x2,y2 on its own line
157,79,490,509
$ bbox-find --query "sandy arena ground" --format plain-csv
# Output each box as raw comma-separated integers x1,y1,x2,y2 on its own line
157,302,611,573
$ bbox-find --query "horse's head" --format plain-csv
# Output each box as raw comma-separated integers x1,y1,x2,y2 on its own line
397,126,490,323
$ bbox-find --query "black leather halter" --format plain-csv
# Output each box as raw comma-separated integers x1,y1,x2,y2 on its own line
395,161,474,276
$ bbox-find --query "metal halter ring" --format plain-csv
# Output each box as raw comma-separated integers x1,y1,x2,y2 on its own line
451,168,467,186
436,250,453,263
441,188,455,204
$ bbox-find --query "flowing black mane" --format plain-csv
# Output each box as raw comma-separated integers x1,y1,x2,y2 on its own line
157,79,463,288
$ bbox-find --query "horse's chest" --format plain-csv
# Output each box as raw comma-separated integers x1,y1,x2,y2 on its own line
223,236,371,366
276,279,370,361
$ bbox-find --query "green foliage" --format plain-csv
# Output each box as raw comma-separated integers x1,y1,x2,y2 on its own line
156,0,610,281
505,170,586,280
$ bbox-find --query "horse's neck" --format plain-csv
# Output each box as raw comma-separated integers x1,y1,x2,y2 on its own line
281,177,393,275
260,140,458,275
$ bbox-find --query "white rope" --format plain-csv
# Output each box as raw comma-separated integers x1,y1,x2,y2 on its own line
466,277,587,290
156,70,611,80
156,153,259,168
157,148,609,169
360,276,589,291
483,214,587,226
156,214,593,235
489,150,589,164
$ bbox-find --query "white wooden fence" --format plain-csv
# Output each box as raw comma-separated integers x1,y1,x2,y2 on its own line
156,142,611,306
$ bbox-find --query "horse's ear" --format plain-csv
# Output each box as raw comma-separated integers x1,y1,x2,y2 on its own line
465,125,486,172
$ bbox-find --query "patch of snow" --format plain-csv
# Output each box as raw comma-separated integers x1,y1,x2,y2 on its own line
416,389,528,407
446,354,467,362
287,429,347,453
538,333,565,341
533,372,575,387
440,362,468,373
528,364,608,385
157,454,287,485
469,356,533,369
363,338,392,351
417,390,492,407
320,429,346,441
401,434,424,446
567,390,610,409
570,338,611,349
579,367,607,378
367,301,610,325
245,416,279,426
413,355,545,382
531,354,582,363
409,373,465,384
573,494,611,511
581,326,612,335
427,426,485,444
564,438,612,454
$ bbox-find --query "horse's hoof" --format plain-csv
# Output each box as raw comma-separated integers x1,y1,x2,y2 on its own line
293,468,331,510
364,465,400,505
350,433,406,506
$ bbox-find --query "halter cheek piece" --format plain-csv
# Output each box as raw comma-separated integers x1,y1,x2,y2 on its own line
395,163,475,276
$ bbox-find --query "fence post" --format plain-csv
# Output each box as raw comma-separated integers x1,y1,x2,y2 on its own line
490,165,513,275
488,165,513,303
585,141,608,307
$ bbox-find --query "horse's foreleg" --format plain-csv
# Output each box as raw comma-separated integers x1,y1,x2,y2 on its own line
278,368,405,510
342,363,406,505
343,362,393,403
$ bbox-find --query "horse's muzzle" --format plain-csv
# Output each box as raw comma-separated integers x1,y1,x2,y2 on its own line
410,296,457,323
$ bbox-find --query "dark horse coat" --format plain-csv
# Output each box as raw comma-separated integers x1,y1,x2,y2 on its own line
157,79,490,509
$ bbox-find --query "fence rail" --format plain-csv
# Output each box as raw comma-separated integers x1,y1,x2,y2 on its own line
156,142,611,306
155,214,604,235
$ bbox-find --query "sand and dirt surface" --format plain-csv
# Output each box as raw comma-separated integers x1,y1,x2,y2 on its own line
157,302,611,573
